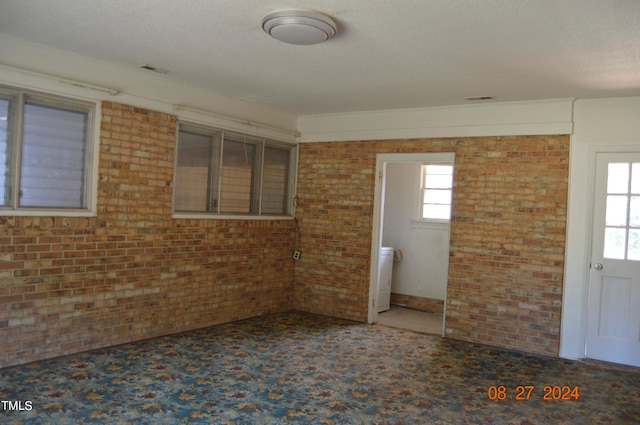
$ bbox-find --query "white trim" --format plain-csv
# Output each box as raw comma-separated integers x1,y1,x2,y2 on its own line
0,63,114,103
173,104,300,141
560,97,640,362
0,63,119,96
298,99,574,142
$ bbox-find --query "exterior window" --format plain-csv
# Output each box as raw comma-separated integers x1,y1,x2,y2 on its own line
173,123,295,217
0,86,94,212
420,163,453,221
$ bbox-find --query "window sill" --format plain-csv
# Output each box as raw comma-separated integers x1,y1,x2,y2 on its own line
0,209,96,217
411,220,450,230
172,213,295,221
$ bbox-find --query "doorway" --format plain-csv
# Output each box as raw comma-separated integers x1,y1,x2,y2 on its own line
368,152,454,336
585,152,640,367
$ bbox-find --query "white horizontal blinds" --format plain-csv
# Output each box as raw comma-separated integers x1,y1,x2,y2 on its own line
0,97,10,206
219,138,257,214
173,122,296,217
261,146,289,214
174,129,220,212
19,101,88,208
422,163,453,220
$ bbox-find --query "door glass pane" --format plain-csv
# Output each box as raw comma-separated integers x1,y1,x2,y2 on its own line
604,227,626,259
607,163,630,194
628,230,640,261
632,163,640,194
606,195,628,226
630,196,640,227
0,97,10,206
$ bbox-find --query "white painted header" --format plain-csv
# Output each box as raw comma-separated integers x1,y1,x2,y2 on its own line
298,99,575,142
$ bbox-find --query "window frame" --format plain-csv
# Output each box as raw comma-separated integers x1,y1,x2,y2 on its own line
419,161,454,223
0,85,97,216
172,122,297,219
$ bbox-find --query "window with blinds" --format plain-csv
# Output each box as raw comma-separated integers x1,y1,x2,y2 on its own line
0,86,94,213
0,98,10,207
173,123,296,217
262,147,290,214
219,137,259,214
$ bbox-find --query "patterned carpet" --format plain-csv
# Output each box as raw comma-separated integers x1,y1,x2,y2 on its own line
1,311,639,424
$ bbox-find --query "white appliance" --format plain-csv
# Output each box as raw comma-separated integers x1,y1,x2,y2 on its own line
377,247,394,312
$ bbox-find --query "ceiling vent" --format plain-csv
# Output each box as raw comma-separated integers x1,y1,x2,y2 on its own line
465,96,494,101
262,10,337,45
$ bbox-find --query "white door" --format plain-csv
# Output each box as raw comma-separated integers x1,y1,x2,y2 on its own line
586,152,640,367
377,247,393,313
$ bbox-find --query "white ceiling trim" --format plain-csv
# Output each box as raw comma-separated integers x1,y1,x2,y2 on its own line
1,59,574,144
297,99,575,142
0,60,299,143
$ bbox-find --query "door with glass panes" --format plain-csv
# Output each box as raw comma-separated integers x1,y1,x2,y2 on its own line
586,152,640,367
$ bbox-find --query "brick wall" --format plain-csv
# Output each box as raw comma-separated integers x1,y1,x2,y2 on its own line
390,294,444,314
0,102,295,368
294,136,569,357
0,104,568,367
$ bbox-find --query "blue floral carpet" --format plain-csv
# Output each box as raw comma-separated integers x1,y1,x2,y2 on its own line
1,311,639,424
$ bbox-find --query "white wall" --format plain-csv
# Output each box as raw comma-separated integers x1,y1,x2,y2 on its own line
382,163,449,300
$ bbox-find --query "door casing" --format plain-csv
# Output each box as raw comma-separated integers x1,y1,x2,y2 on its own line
368,152,454,336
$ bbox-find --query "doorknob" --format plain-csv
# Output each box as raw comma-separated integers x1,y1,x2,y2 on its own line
593,263,603,270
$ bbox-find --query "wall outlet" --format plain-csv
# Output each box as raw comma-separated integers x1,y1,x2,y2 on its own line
293,250,301,260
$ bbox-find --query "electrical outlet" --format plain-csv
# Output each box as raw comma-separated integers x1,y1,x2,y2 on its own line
293,250,301,260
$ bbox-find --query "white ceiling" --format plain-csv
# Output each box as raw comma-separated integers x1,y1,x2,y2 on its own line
0,0,639,118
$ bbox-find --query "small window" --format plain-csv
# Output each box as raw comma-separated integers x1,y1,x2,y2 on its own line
420,163,453,221
173,123,295,217
0,86,94,213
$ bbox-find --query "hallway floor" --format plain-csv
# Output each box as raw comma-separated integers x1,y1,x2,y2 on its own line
377,305,443,335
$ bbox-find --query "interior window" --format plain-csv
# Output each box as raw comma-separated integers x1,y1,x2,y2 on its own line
0,87,94,213
174,123,296,217
420,163,453,221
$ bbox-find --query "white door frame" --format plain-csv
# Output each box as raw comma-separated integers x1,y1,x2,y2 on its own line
563,145,640,362
584,149,640,366
368,152,454,334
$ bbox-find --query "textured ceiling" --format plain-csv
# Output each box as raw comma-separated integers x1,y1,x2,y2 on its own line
0,0,639,116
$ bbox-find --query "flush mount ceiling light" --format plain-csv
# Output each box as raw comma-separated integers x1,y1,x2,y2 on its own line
262,9,337,45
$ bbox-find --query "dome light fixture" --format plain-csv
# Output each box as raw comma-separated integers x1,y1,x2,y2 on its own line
262,9,337,45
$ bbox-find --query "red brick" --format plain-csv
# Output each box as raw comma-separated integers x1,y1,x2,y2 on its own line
295,136,568,357
0,101,295,368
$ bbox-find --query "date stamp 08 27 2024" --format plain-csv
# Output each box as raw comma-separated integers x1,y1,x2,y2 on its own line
487,385,580,401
